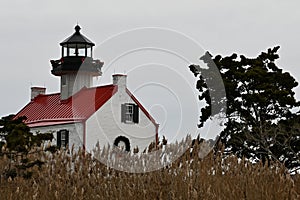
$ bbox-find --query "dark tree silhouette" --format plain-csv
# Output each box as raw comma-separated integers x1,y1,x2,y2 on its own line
189,46,300,170
0,115,54,178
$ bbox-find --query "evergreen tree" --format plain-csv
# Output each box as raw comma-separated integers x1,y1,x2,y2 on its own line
0,115,54,178
189,46,300,170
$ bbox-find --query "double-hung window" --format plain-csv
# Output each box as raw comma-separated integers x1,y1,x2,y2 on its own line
125,104,134,122
121,103,139,124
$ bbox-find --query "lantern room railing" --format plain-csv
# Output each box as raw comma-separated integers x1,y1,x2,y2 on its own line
50,56,103,76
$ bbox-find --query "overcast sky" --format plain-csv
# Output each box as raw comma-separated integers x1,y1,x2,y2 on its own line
1,0,299,141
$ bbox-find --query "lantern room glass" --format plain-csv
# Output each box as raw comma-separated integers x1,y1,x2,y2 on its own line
61,46,93,57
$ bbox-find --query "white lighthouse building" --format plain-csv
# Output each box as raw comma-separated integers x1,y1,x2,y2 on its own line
15,25,158,152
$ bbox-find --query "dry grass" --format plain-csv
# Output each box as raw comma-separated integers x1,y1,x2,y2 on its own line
0,141,299,200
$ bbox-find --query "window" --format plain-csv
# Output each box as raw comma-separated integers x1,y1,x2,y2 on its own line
57,129,69,148
121,103,139,123
125,104,133,122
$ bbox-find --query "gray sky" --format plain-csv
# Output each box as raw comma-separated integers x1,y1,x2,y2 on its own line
1,0,299,141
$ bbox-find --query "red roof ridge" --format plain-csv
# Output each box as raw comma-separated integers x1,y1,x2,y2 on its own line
68,84,116,102
30,92,60,101
34,92,60,97
71,84,115,97
33,84,117,104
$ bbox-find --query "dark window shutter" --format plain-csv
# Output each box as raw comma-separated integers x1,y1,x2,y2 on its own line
65,130,69,148
57,131,61,147
121,104,126,123
133,104,139,123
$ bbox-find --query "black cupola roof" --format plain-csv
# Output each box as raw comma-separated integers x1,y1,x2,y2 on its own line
50,25,103,77
60,25,95,48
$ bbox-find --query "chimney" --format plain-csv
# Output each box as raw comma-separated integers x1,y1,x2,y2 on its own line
31,87,46,100
112,74,127,90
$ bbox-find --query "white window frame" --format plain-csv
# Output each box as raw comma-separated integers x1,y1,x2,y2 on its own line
125,104,134,123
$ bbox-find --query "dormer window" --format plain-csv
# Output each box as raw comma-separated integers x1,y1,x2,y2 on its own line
121,103,139,123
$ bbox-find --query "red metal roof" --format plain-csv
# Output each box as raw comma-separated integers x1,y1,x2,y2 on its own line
15,85,117,127
15,84,158,130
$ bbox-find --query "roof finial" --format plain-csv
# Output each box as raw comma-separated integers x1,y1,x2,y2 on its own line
75,24,81,33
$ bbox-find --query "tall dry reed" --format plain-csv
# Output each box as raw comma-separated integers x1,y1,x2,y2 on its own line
0,140,299,200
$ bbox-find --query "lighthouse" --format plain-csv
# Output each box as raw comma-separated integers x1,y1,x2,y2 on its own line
15,25,158,153
50,25,103,100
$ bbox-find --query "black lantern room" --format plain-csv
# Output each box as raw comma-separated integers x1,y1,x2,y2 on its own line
50,25,103,76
